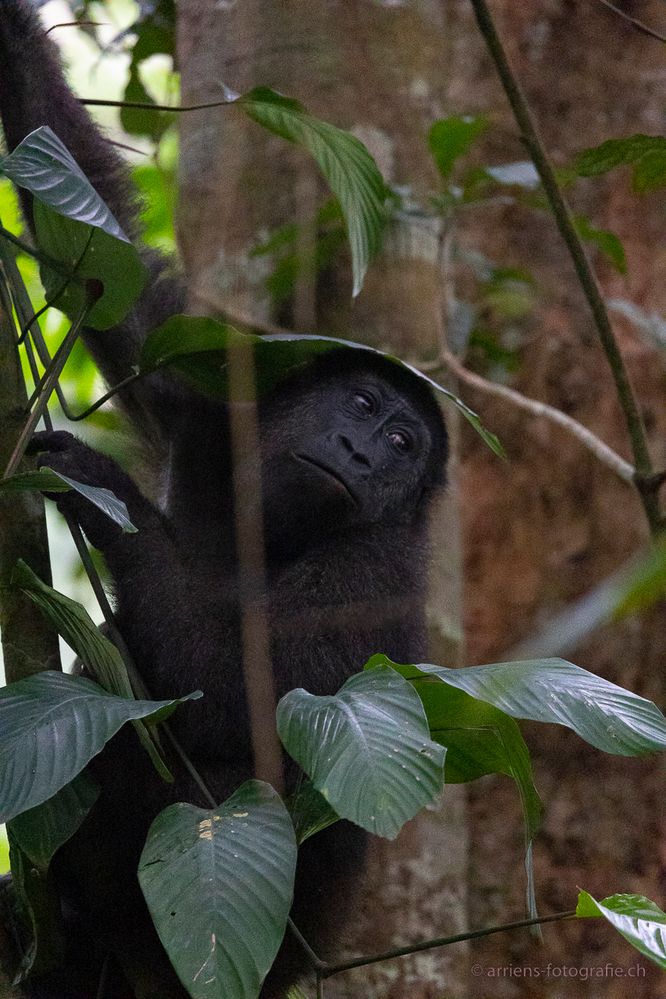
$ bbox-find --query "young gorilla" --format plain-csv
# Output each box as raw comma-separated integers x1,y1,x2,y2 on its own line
0,3,448,996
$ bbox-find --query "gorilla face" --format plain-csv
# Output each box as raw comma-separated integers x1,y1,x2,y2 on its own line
258,354,447,550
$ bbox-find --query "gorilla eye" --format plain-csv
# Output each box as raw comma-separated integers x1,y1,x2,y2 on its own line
353,392,375,415
388,430,411,453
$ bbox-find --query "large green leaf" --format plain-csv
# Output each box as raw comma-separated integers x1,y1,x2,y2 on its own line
277,666,445,839
383,660,542,919
0,469,137,533
13,560,173,781
239,87,388,297
577,891,666,969
0,126,146,328
8,773,99,871
139,781,297,999
373,656,666,756
0,671,200,823
139,316,503,456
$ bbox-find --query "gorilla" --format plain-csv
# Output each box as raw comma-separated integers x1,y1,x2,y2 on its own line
0,2,448,996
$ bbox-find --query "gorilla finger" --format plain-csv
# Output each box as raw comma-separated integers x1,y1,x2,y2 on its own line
26,430,76,455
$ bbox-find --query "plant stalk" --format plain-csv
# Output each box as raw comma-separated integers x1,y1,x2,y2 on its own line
467,0,661,533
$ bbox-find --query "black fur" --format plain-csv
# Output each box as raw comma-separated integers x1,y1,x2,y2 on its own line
0,4,448,997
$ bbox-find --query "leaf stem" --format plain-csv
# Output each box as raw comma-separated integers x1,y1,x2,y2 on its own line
467,0,661,533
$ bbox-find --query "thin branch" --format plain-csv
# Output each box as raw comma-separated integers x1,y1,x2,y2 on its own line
3,294,97,479
321,909,576,978
79,96,237,113
0,225,82,284
468,0,661,533
598,0,666,44
437,347,635,482
45,20,107,36
62,371,145,421
288,918,325,971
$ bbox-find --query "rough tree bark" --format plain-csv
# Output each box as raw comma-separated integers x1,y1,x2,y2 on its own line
177,2,468,997
442,2,665,997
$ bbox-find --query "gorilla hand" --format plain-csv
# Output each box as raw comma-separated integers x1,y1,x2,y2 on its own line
28,430,150,551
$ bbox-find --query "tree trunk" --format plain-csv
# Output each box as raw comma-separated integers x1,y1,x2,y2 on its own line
177,2,468,996
443,2,666,996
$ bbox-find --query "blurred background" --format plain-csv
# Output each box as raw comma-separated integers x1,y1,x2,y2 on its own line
1,1,665,996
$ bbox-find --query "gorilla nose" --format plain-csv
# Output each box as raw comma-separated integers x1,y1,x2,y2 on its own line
334,433,371,468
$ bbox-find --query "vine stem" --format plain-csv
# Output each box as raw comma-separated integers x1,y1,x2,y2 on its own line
320,909,576,977
468,0,661,533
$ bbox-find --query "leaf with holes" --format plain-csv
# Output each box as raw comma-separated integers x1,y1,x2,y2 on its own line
139,781,297,999
277,665,445,839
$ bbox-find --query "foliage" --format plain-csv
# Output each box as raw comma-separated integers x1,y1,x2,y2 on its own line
0,7,665,998
139,783,297,999
576,134,666,192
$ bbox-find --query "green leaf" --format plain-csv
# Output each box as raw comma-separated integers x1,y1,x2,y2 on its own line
0,671,200,823
277,666,445,839
381,659,542,920
139,781,297,999
429,115,488,180
573,216,627,274
287,779,339,845
13,560,133,696
140,315,504,456
8,773,99,871
0,127,147,329
238,87,388,296
575,134,666,192
373,656,666,756
613,539,666,617
577,891,666,968
0,127,127,241
0,469,137,533
13,560,175,782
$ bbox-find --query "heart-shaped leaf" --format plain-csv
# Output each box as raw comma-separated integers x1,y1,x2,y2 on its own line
139,781,297,999
277,665,445,839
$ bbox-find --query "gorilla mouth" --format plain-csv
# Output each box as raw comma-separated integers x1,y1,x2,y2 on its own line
292,452,358,505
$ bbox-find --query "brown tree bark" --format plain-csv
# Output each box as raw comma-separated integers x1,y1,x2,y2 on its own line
177,2,468,997
442,3,665,997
